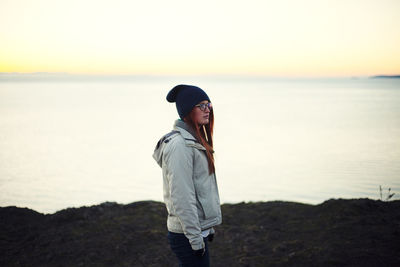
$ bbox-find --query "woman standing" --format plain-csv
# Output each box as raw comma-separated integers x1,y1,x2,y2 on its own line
153,84,222,267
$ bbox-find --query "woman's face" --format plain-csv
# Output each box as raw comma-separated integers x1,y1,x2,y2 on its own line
192,100,212,125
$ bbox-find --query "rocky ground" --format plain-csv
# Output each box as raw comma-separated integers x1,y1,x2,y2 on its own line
1,198,399,266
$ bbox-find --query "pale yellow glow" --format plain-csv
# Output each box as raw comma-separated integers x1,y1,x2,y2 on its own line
1,0,399,76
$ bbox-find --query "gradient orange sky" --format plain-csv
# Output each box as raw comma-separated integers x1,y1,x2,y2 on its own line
1,0,399,77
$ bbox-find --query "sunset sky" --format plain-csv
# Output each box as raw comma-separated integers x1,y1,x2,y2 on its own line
1,0,399,77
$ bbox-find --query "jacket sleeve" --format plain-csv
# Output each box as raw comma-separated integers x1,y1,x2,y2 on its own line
164,139,204,250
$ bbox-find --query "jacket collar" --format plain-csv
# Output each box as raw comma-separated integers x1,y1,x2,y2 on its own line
173,119,198,141
173,120,206,151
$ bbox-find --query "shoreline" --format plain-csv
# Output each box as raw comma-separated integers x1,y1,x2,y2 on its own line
2,196,394,215
0,198,348,215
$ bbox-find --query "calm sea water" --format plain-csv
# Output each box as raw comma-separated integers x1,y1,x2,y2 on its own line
1,76,399,213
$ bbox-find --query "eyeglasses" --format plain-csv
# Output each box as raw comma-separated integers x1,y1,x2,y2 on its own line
195,102,212,111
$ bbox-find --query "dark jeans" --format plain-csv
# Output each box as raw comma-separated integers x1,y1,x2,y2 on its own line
167,231,210,267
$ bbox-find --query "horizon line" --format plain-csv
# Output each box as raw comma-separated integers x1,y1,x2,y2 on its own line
1,72,399,80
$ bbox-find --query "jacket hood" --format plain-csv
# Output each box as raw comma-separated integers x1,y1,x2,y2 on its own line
152,130,178,167
153,141,163,167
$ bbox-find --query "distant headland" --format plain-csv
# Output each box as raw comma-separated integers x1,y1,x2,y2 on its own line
371,75,400,79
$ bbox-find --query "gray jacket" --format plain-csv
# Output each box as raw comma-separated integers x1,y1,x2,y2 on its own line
153,120,222,250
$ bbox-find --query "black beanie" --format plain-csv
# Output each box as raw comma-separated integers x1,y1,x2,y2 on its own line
166,84,210,119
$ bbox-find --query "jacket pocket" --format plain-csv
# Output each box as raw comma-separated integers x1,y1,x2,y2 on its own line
198,196,218,220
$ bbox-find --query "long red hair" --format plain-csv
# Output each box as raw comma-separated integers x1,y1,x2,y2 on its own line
184,109,215,174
